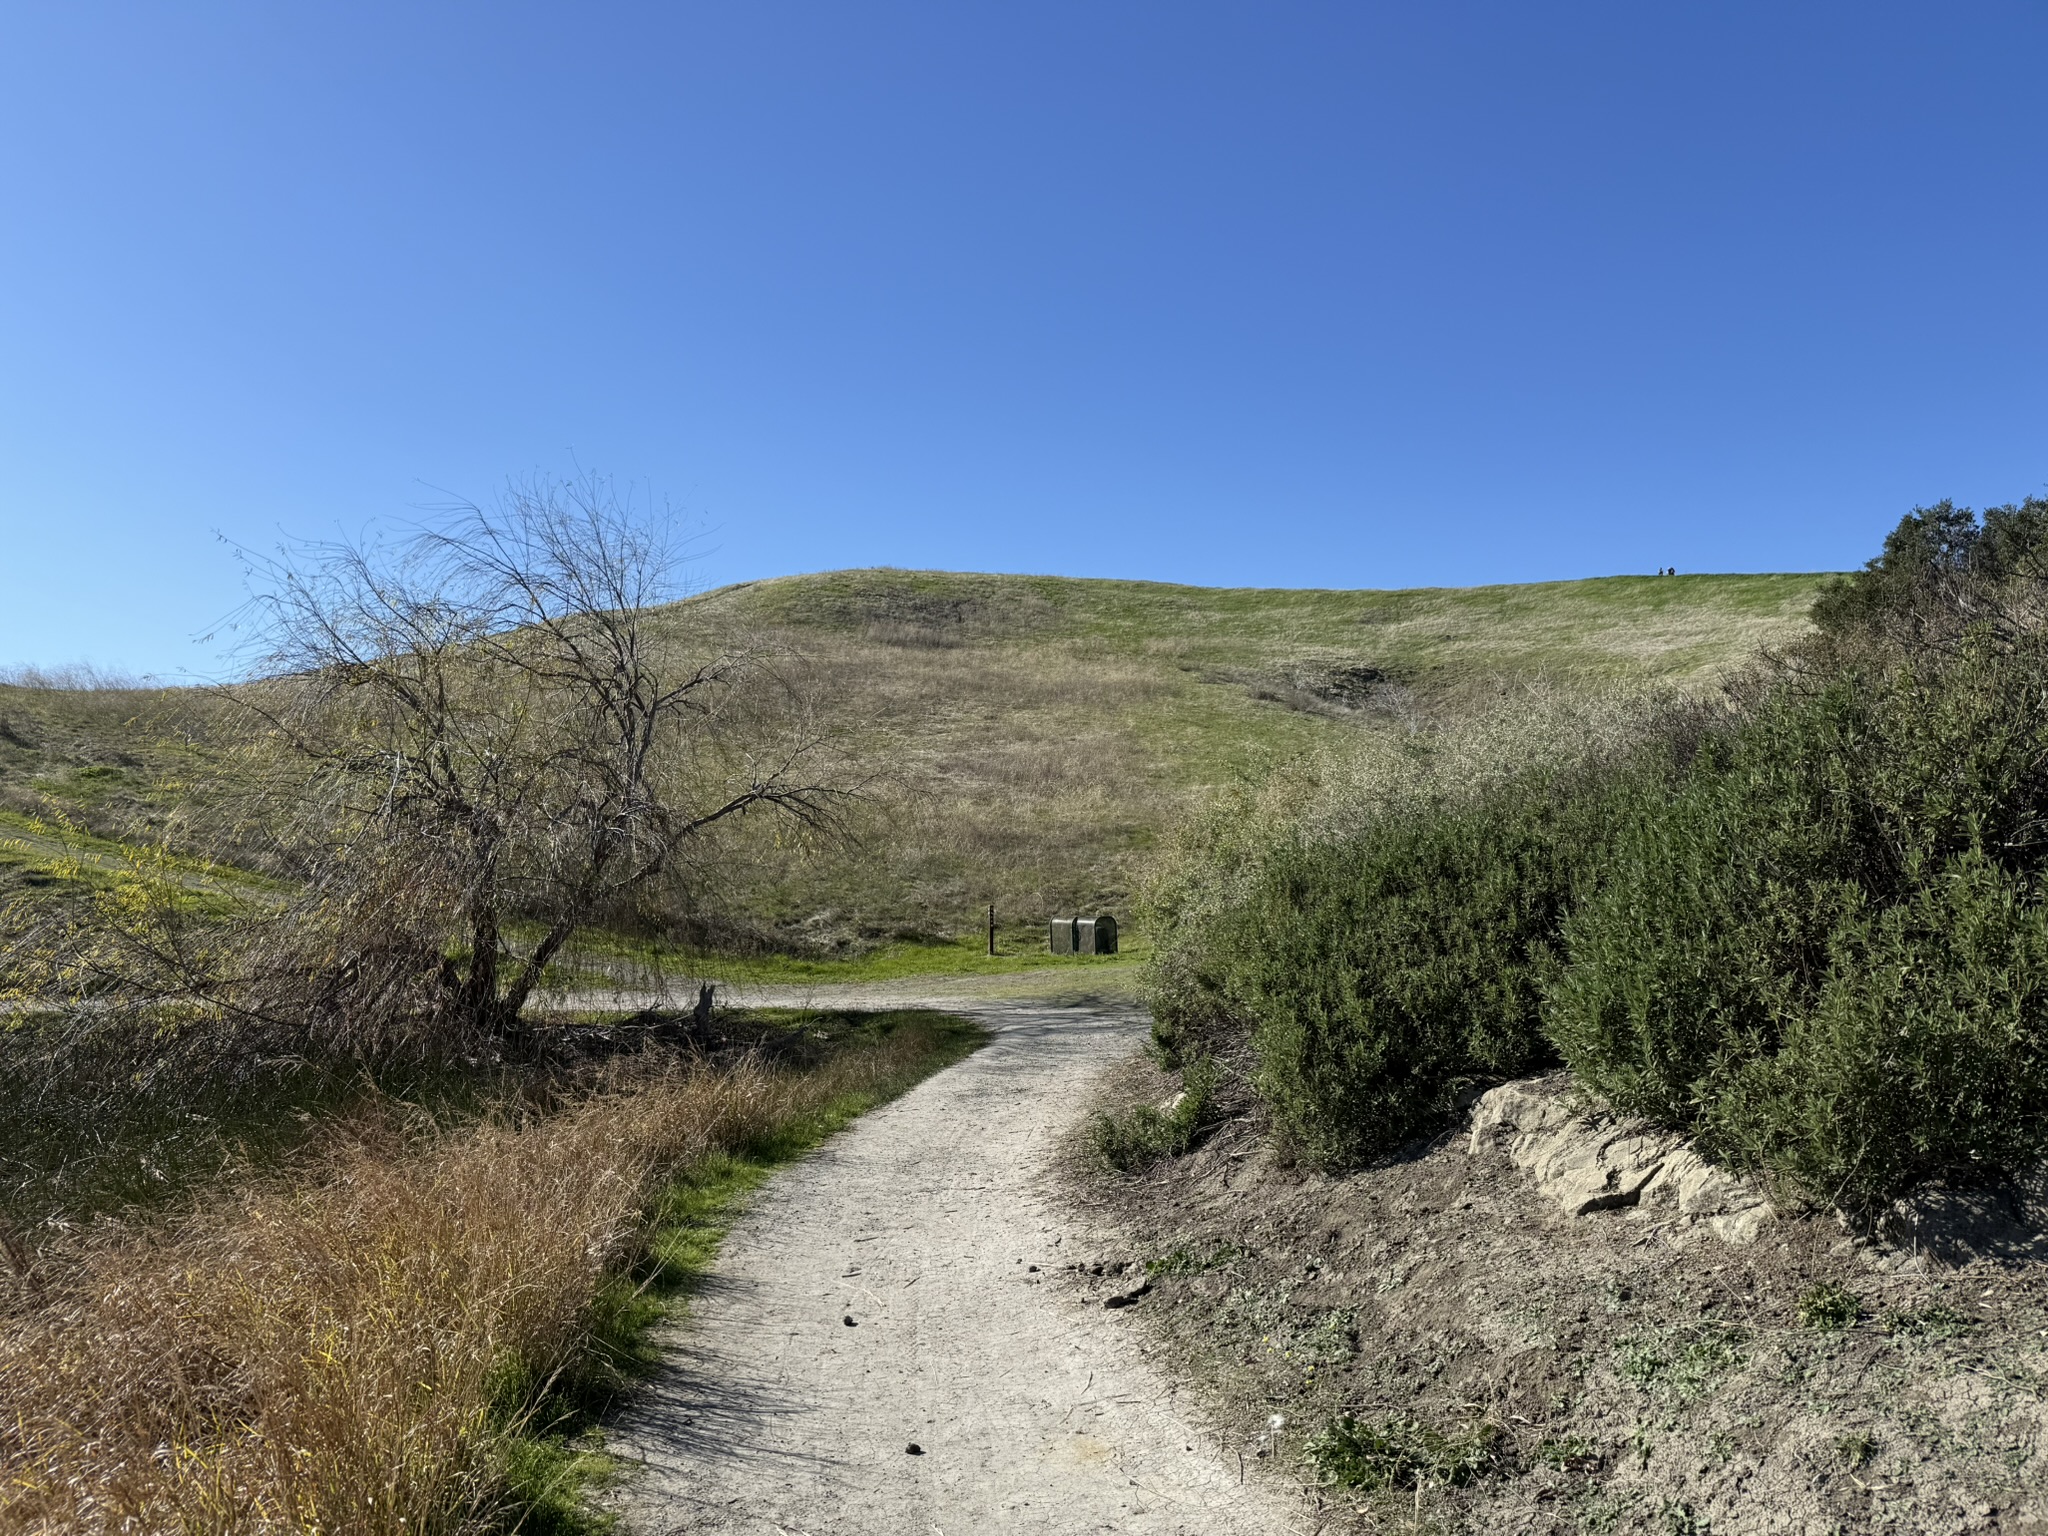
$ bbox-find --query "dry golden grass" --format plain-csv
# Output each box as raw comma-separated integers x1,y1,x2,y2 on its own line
0,1022,961,1535
655,569,1826,951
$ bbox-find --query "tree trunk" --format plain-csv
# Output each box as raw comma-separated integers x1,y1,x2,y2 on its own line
458,905,503,1035
497,915,580,1031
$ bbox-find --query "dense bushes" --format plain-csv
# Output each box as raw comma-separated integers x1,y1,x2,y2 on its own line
1549,633,2048,1211
1227,777,1607,1165
1152,501,2048,1211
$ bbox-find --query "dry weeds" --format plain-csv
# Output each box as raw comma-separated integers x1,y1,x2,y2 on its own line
0,1024,954,1535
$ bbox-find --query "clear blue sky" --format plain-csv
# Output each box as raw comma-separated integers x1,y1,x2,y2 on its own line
4,3,2046,675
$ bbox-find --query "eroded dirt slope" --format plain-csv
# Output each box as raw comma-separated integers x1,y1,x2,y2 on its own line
1066,1055,2048,1535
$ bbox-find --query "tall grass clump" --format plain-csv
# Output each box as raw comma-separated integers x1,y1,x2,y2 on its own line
0,1012,976,1535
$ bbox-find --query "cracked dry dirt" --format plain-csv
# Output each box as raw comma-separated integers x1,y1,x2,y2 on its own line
604,997,1302,1536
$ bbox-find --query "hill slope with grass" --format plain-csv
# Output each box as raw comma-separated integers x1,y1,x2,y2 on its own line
0,568,1827,964
653,568,1825,954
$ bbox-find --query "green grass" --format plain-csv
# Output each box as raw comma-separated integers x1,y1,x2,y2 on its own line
496,1008,985,1533
658,568,1829,952
1089,1052,1218,1171
1305,1411,1500,1492
1144,1242,1244,1277
1615,1322,1748,1402
559,926,1148,986
1798,1281,1863,1332
2,569,1830,960
0,807,284,908
713,568,1824,690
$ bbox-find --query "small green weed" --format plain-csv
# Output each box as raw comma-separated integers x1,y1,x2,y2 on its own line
1616,1322,1746,1402
1836,1431,1877,1469
1884,1301,1977,1339
1798,1281,1863,1332
1090,1053,1218,1172
1537,1434,1600,1475
1145,1242,1243,1277
495,1430,618,1535
1304,1412,1499,1491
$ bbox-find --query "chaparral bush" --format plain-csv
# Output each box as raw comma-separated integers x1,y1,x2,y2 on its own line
1548,624,2048,1212
1142,690,1665,1166
1154,499,2048,1210
1222,772,1608,1166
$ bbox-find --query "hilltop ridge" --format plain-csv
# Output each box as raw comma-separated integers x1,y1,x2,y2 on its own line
1,567,1831,959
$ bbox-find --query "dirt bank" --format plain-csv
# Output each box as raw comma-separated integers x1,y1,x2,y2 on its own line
1064,1053,2048,1535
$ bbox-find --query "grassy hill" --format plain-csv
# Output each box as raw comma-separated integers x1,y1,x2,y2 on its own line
0,568,1829,964
655,569,1826,949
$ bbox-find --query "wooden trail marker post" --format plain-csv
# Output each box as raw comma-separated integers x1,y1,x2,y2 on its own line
987,903,996,956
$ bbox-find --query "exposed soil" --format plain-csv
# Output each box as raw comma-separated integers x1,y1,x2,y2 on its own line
1063,1053,2048,1535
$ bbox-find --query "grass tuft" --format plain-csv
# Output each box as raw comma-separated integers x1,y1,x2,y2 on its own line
1089,1053,1218,1172
1304,1412,1499,1491
1883,1300,1978,1339
1797,1280,1863,1332
1144,1242,1244,1278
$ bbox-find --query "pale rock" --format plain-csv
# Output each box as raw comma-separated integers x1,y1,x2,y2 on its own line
1467,1074,1773,1244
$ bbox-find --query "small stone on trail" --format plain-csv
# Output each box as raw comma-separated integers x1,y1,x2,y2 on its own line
905,1443,924,1455
843,1315,857,1326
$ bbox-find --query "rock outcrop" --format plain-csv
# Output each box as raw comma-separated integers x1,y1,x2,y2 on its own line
1467,1072,2048,1270
1466,1074,1773,1245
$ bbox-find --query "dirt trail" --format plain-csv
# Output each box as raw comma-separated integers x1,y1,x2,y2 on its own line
604,996,1299,1536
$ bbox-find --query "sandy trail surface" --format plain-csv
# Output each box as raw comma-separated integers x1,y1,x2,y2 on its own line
603,994,1299,1536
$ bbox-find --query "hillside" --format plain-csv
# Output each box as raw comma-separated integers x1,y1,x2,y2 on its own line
0,568,1828,960
651,568,1827,951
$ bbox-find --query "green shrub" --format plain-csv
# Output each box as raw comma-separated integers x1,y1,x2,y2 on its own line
1542,714,1865,1128
1546,631,2048,1212
1225,772,1609,1166
1812,496,2048,646
1089,1053,1218,1172
1709,854,2048,1212
1146,497,2048,1212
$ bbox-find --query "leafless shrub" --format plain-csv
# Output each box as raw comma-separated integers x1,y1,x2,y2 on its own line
13,474,859,1052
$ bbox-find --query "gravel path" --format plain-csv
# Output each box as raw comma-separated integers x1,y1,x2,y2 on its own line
604,997,1299,1536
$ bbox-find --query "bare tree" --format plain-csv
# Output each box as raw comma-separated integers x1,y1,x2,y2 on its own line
223,473,846,1038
